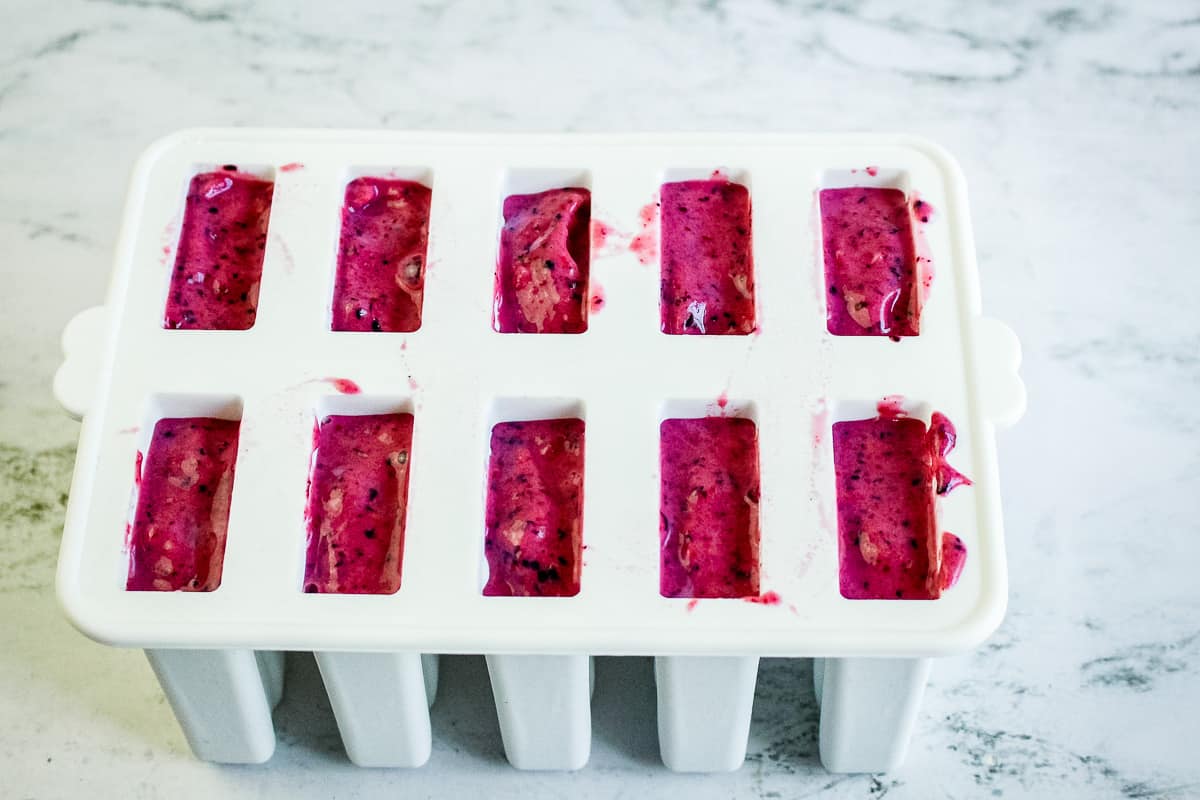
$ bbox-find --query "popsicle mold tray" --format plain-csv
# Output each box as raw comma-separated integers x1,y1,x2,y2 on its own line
55,130,1025,773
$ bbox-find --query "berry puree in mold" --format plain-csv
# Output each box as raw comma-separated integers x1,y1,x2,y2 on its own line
660,180,756,335
164,167,273,330
494,188,590,334
660,417,760,598
832,406,971,600
820,187,922,338
303,413,414,594
126,418,240,591
331,177,431,333
483,419,584,597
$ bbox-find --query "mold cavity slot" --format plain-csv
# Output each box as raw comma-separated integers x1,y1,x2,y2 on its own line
480,398,585,597
302,395,416,595
330,167,433,333
659,168,756,336
830,398,967,600
658,399,761,598
125,394,243,592
164,164,275,331
493,168,592,334
818,168,922,338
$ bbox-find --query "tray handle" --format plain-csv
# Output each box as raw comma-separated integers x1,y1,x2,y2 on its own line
52,305,110,420
972,316,1027,429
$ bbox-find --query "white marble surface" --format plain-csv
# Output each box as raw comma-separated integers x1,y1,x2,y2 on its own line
2,0,1198,797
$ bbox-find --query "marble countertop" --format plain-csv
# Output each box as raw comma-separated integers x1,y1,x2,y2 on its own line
2,1,1197,797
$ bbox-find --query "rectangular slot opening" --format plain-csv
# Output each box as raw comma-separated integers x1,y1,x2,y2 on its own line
480,397,586,597
658,399,760,598
303,395,416,595
126,394,243,591
164,164,275,331
659,168,756,336
830,398,967,600
329,167,434,333
494,168,592,334
818,168,926,338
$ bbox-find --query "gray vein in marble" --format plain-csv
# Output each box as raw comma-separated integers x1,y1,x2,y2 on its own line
29,29,93,59
18,217,100,248
1051,331,1200,378
1081,632,1200,693
816,13,1030,83
0,444,75,593
1042,6,1117,34
88,0,233,24
936,710,1183,797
